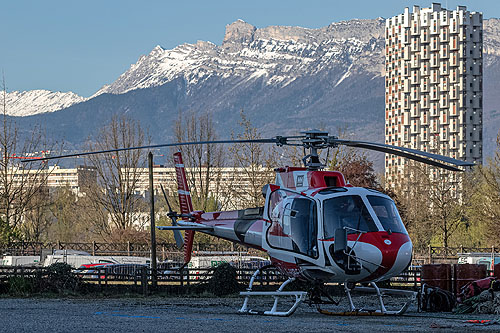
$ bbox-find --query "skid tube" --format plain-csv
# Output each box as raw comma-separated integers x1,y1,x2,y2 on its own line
317,282,417,316
238,266,307,316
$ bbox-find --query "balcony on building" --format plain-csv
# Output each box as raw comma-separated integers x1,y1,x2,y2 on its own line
410,103,421,117
420,95,430,108
410,70,421,84
411,87,420,101
430,18,440,34
440,76,449,92
440,95,449,109
440,28,450,42
472,48,482,63
430,103,439,116
450,18,459,34
441,109,450,125
472,62,482,76
472,109,482,124
420,45,430,59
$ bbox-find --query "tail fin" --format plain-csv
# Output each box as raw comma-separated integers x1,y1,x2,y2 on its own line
173,152,195,264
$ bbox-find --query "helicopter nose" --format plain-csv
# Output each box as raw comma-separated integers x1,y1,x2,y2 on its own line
361,232,412,282
391,240,413,274
377,233,412,279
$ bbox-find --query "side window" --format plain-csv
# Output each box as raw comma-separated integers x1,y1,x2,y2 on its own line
267,189,318,258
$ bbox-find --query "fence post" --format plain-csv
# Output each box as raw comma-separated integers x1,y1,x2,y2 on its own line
98,268,102,291
428,245,432,264
127,241,131,256
141,268,148,296
92,241,96,256
21,240,25,256
58,241,61,250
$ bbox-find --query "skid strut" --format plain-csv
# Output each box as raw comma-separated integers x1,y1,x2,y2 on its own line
239,267,307,316
319,282,417,316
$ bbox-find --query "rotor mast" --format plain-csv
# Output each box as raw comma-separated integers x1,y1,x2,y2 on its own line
301,130,337,171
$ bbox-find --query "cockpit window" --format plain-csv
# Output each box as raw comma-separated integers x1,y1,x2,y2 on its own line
323,195,377,238
367,196,407,235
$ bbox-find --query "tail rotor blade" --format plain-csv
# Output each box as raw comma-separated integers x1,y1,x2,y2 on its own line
160,184,184,248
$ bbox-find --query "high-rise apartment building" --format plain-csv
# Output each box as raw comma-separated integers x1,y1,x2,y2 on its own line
385,4,482,187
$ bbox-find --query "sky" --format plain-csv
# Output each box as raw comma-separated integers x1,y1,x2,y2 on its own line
1,0,499,97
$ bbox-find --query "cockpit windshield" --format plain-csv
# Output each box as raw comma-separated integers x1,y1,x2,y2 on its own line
367,195,408,234
323,195,378,238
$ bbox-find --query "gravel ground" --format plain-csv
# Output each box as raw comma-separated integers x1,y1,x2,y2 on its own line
1,295,499,332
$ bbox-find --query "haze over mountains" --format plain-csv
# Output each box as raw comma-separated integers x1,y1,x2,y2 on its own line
7,18,500,165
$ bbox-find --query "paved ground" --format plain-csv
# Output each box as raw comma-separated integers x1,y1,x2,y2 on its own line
1,296,499,332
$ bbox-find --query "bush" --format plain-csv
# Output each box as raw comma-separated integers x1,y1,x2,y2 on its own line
42,263,81,293
8,276,34,295
206,263,240,296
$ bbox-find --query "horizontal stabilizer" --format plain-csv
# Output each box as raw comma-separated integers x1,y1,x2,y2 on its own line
157,225,213,231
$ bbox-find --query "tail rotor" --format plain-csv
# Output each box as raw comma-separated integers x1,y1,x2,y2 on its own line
160,184,184,249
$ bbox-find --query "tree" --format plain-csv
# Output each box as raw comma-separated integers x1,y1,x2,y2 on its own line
83,115,149,240
472,131,500,246
46,187,93,243
0,78,53,243
330,151,379,188
229,110,276,208
174,111,229,211
394,163,470,251
18,187,52,242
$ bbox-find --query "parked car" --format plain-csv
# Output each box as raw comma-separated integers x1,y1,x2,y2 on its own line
74,263,113,279
103,263,148,280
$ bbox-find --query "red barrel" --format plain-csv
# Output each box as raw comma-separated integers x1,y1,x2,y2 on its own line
421,264,452,291
493,263,500,279
454,264,487,295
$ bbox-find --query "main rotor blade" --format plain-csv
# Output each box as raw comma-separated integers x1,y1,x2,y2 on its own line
335,139,475,171
21,138,279,162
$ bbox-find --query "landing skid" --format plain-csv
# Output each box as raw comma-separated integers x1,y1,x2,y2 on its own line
317,282,417,316
239,266,307,316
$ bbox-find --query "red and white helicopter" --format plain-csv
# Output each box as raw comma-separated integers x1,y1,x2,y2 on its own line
27,130,474,316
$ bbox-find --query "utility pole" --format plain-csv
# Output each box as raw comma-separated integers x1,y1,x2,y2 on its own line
149,152,157,289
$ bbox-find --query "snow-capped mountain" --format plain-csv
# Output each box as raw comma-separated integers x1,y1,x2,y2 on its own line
4,90,86,116
94,19,385,97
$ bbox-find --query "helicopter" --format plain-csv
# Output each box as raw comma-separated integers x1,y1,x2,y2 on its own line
24,129,474,316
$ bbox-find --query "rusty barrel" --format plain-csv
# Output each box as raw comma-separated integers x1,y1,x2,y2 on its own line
421,264,452,291
493,263,500,279
454,264,487,295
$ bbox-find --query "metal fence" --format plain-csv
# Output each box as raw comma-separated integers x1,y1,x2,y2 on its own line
414,245,500,265
0,265,422,296
1,241,264,262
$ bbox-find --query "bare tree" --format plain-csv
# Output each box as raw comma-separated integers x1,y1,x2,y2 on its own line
395,163,466,250
83,115,149,240
0,78,53,244
174,111,229,211
229,110,276,208
18,187,52,242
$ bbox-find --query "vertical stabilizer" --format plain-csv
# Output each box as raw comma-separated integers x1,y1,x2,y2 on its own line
173,152,195,264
